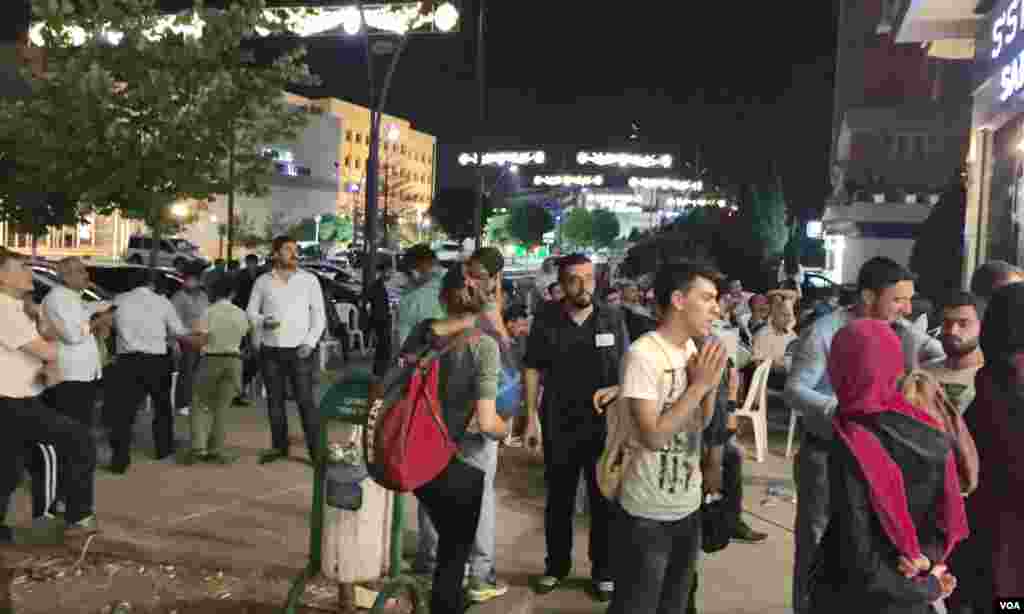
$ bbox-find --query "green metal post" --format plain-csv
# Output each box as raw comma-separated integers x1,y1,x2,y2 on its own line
389,494,405,578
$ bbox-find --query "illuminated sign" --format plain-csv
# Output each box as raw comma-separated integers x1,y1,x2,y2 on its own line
628,177,703,192
30,3,460,47
533,175,604,187
990,0,1024,102
577,152,673,169
458,151,546,167
585,193,641,208
663,196,737,210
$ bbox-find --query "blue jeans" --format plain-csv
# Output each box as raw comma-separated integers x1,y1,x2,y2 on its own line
415,434,498,582
607,506,700,614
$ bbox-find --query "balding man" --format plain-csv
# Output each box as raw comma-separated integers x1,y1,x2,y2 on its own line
35,257,111,515
970,260,1024,298
42,258,111,428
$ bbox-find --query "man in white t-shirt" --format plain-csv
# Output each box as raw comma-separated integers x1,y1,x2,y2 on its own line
0,250,99,545
609,262,728,614
922,291,985,415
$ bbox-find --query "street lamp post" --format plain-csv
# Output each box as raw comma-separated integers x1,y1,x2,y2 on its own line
314,213,322,259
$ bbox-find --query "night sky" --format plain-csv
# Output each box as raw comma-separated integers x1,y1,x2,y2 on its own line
12,0,841,218
280,1,841,218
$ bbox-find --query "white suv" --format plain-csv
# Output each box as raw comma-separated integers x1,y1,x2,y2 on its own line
124,235,207,269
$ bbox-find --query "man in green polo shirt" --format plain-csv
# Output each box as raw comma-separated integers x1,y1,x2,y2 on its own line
187,276,251,464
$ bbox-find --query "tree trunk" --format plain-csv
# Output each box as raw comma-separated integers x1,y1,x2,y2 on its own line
227,132,236,265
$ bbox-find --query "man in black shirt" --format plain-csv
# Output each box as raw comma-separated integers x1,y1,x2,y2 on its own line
522,254,630,602
233,254,264,405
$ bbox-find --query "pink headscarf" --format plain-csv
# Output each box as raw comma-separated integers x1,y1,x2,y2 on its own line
828,319,969,562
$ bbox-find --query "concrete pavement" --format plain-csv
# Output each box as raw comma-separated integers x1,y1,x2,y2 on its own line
7,359,800,612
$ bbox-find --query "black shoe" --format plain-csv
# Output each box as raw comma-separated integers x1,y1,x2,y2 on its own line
732,520,768,544
233,396,252,407
591,580,614,603
108,460,130,475
259,449,288,464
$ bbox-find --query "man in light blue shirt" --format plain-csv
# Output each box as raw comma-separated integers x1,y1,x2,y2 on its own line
784,257,944,614
396,244,447,347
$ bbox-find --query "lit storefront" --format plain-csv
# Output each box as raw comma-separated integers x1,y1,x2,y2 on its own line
963,0,1024,281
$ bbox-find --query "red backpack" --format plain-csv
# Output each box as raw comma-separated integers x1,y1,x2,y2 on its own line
364,329,480,492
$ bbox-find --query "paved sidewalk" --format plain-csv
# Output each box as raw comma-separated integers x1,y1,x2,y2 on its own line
7,360,800,613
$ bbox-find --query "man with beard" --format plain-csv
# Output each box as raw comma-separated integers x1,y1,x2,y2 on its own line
522,253,630,602
784,257,945,614
396,244,447,348
922,291,985,415
246,236,326,464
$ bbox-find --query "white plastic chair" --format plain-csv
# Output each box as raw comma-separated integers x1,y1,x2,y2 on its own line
319,338,341,371
336,302,368,355
736,359,772,463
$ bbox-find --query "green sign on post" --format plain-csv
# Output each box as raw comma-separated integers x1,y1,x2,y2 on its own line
319,366,374,425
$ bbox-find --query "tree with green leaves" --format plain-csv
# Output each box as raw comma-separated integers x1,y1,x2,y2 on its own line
429,187,493,241
561,207,593,250
506,203,554,248
910,172,967,303
15,0,316,272
591,208,621,249
486,213,511,247
287,213,354,244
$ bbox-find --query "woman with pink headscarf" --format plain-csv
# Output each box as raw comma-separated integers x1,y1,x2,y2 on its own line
810,319,968,614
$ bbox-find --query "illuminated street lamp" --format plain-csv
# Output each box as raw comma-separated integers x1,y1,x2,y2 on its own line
171,203,189,218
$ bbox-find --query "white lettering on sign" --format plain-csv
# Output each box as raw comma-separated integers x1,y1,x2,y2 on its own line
533,174,604,187
998,601,1022,610
458,151,546,167
1000,49,1024,101
994,0,1023,60
577,152,673,169
627,177,703,192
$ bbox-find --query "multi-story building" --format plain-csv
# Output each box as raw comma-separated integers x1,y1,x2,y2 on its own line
177,94,438,259
823,0,975,283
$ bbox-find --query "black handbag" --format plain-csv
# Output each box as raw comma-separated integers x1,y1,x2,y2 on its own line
700,494,734,554
325,458,369,511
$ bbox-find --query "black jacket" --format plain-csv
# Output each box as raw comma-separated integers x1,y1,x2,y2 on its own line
811,413,946,614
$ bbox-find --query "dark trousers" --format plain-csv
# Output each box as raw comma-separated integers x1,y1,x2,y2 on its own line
541,421,612,581
25,381,99,515
174,348,200,409
724,434,743,524
371,319,392,377
106,353,176,465
608,507,701,614
261,346,319,461
684,435,744,613
414,458,484,614
0,395,96,525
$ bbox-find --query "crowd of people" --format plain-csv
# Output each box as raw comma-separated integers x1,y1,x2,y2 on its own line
1,236,1021,614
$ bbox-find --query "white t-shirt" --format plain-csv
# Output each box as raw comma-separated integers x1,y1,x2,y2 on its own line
619,331,703,521
0,293,45,398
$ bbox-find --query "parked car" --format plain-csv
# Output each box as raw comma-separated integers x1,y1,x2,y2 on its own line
124,235,207,269
86,264,184,298
30,266,110,305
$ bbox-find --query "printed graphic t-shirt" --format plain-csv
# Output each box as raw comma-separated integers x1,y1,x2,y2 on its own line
922,357,982,415
619,331,702,521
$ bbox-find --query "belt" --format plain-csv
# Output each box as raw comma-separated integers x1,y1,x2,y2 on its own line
205,353,241,359
118,352,167,358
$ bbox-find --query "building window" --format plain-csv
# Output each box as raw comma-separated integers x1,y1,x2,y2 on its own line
346,130,352,142
356,133,362,144
344,155,351,168
401,145,407,155
355,158,361,169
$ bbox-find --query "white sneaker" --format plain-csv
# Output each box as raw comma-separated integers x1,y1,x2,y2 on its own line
177,406,190,416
